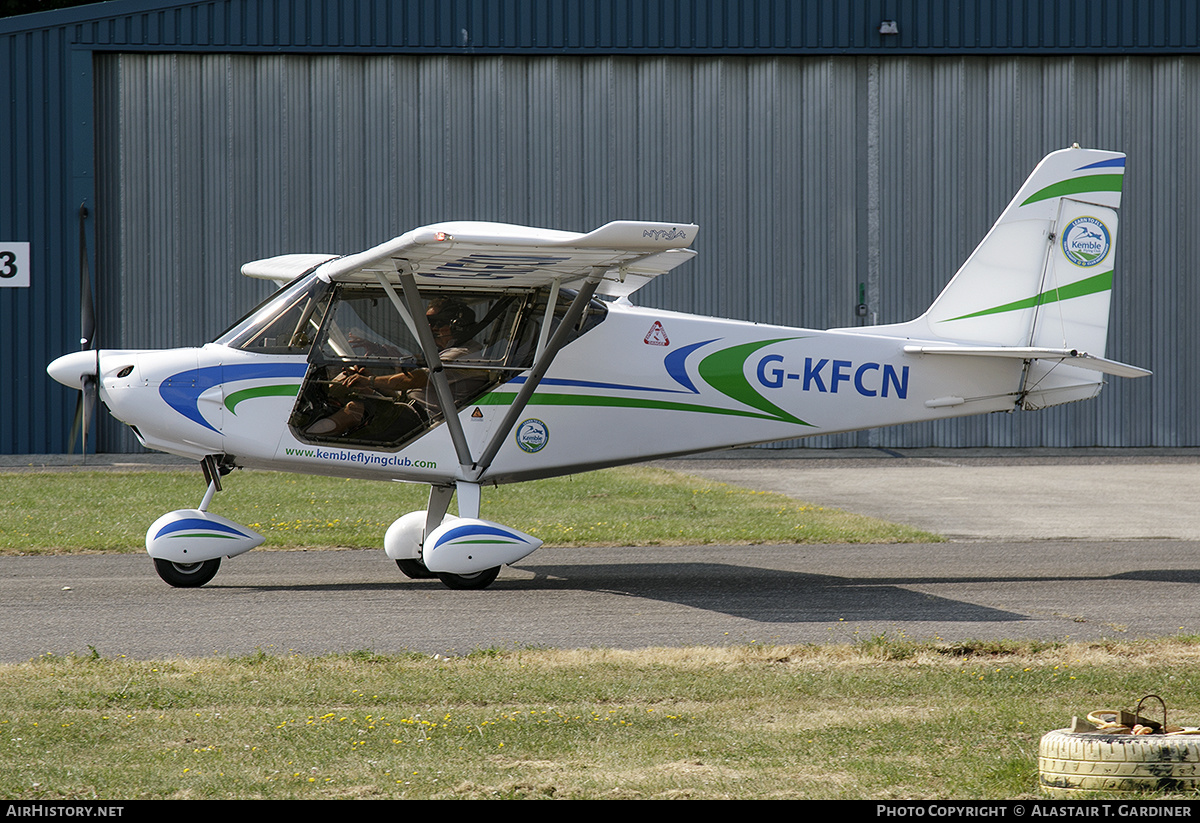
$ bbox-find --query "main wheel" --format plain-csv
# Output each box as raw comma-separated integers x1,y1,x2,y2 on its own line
153,557,221,588
435,566,501,590
395,558,438,579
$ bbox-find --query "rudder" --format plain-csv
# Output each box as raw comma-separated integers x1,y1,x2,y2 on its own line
919,147,1127,408
923,146,1124,349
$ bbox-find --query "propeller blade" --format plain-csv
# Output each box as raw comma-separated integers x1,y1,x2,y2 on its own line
66,374,97,457
54,352,99,456
74,203,97,459
79,204,95,351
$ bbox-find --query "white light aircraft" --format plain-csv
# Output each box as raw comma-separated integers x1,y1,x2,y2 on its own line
48,146,1150,590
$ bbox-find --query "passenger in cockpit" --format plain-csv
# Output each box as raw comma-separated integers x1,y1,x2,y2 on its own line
304,297,486,437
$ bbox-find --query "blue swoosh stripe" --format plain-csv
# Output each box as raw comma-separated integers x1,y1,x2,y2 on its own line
664,339,717,394
433,523,525,548
159,363,310,433
1077,157,1125,170
154,517,250,540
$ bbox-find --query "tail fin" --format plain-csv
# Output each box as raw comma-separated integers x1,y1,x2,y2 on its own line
909,146,1145,408
925,146,1123,349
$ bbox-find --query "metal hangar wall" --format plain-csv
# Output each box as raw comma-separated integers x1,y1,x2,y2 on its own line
3,0,1197,453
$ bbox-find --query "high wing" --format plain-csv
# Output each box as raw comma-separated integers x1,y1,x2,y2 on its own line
235,220,699,506
308,220,699,298
241,253,339,287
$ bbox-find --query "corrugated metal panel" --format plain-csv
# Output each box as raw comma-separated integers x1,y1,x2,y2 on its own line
7,0,1200,54
5,0,1200,453
0,24,85,454
859,55,1185,450
86,51,1199,453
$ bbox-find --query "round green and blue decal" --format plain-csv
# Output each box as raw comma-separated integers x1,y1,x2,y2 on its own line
1061,216,1111,268
515,418,549,453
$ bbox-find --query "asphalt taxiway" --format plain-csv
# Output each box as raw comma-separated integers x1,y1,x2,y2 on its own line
2,449,1197,660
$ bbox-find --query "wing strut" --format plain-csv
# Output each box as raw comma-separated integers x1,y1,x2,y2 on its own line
467,267,605,481
371,269,423,344
395,269,477,475
533,278,561,362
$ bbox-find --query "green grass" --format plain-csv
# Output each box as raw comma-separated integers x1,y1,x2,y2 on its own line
0,466,938,554
2,469,1195,799
2,640,1199,799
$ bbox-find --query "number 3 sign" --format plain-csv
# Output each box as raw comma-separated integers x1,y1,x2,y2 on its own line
0,243,30,287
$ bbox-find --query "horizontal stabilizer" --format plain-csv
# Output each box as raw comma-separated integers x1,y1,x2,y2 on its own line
903,345,1151,379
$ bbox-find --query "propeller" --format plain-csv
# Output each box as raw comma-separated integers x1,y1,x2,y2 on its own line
67,203,99,458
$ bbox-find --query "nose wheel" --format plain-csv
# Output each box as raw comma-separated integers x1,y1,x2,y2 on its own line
153,557,222,588
146,456,258,589
395,558,500,589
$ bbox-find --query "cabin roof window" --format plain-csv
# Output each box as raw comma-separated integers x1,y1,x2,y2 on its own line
214,276,334,353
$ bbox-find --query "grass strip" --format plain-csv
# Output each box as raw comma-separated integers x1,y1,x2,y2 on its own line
0,466,937,554
1,640,1198,799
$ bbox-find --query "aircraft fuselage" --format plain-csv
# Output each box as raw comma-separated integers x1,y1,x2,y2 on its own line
93,298,1021,486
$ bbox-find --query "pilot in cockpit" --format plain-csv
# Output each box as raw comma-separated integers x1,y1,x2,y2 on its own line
304,297,487,438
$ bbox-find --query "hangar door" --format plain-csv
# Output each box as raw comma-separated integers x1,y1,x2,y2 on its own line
91,52,867,453
93,53,1170,453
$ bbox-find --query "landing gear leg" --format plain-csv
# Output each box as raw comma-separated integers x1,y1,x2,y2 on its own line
145,455,261,589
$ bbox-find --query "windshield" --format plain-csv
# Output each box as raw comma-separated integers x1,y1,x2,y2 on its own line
213,275,334,354
286,284,607,451
315,286,534,369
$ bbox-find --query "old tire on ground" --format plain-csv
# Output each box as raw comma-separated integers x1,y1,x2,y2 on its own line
1039,728,1200,796
435,566,501,590
153,557,221,588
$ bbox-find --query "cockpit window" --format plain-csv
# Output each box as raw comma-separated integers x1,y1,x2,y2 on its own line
314,287,542,369
214,276,334,354
288,284,606,451
316,286,422,364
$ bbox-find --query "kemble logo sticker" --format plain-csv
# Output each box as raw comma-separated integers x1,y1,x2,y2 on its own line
1061,216,1111,267
515,418,549,453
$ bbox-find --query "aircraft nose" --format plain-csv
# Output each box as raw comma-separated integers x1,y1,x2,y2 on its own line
47,350,98,389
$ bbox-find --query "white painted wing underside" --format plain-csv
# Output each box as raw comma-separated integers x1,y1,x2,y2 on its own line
240,253,340,286
311,220,700,297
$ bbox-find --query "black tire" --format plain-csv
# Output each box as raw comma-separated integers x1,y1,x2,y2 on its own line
153,557,221,588
1039,728,1200,796
395,558,438,579
435,566,501,590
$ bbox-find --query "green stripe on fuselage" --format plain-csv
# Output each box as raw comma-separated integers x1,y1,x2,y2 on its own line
697,339,807,425
475,391,814,426
225,384,302,414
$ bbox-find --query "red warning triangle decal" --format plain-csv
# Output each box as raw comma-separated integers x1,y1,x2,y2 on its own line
644,321,669,346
